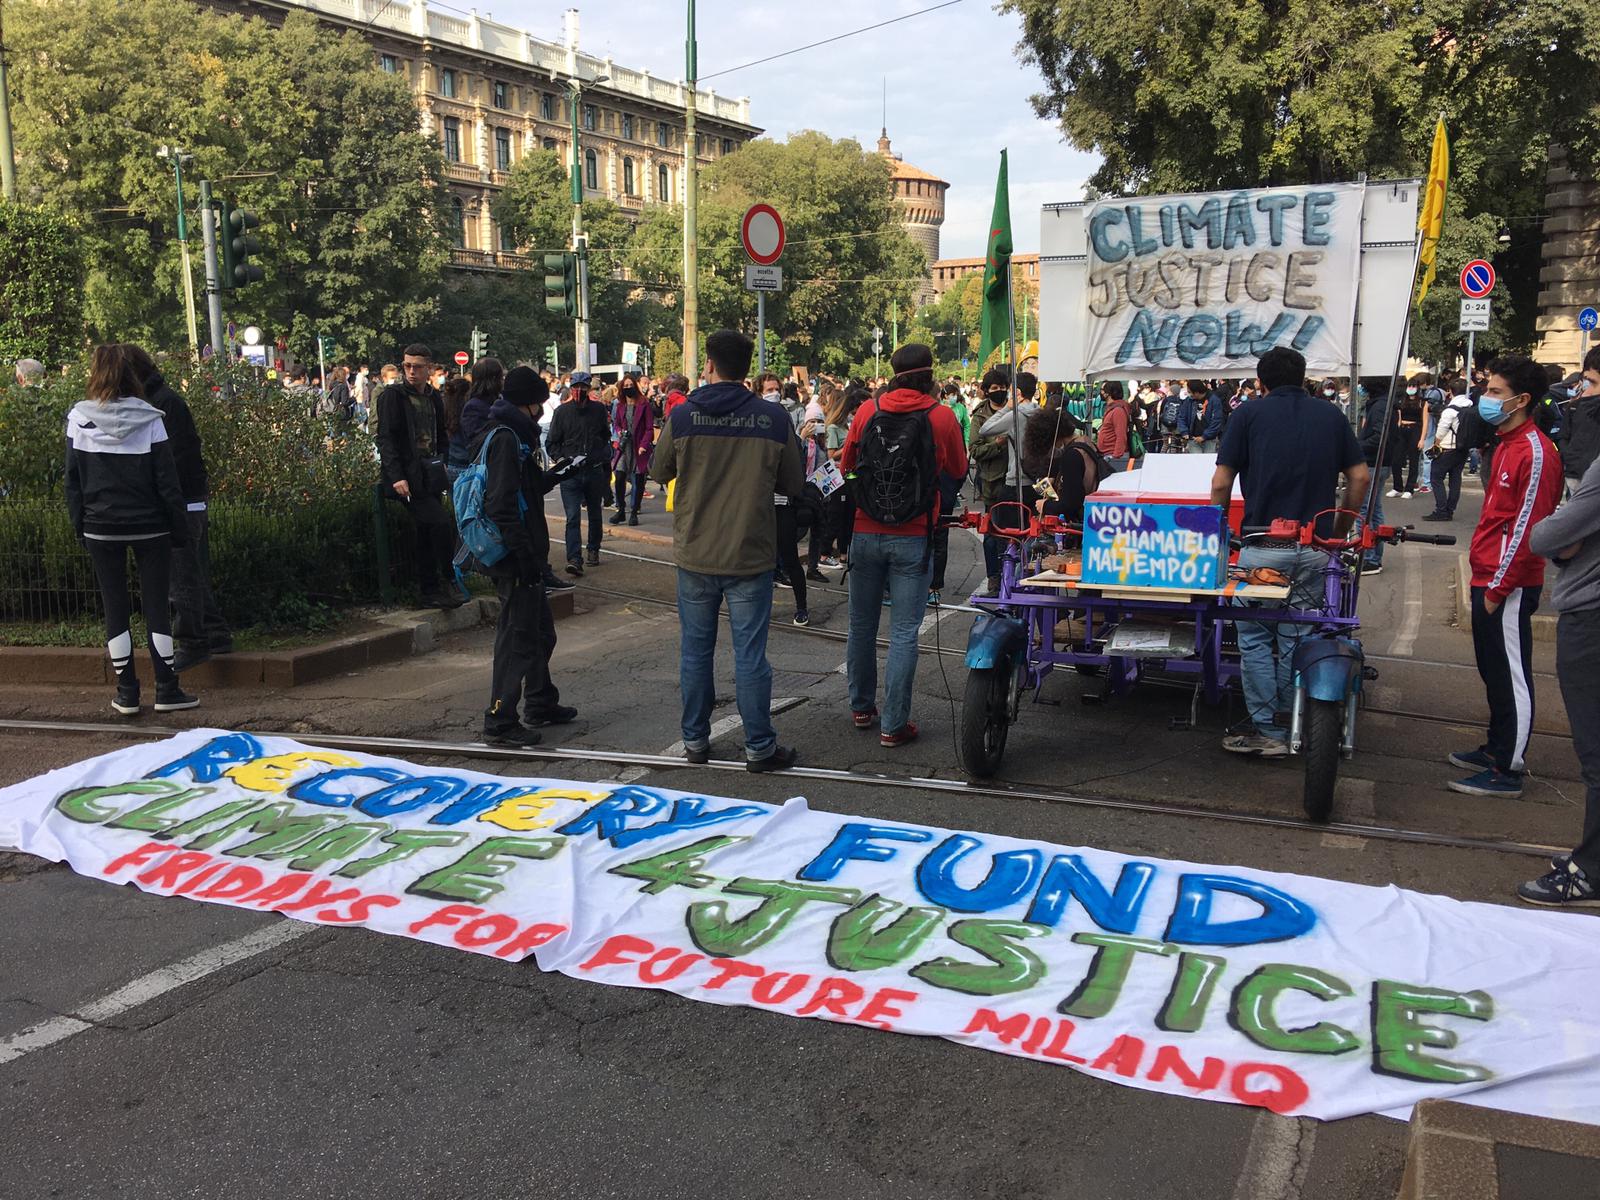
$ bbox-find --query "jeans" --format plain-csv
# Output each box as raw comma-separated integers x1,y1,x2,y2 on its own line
1233,545,1327,738
560,466,606,563
170,508,232,651
484,575,555,733
612,469,647,515
676,569,777,760
1429,450,1468,516
1186,438,1218,454
847,533,933,734
1105,455,1129,474
1359,488,1385,568
1558,610,1600,878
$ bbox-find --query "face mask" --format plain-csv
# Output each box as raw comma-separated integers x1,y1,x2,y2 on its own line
1323,388,1336,398
1478,395,1519,425
1406,387,1418,397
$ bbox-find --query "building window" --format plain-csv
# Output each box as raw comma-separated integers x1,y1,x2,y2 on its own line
539,92,554,120
722,137,734,156
657,163,671,202
493,80,508,109
495,127,511,171
622,114,634,141
623,158,635,195
582,104,596,131
542,136,558,151
657,122,670,148
440,68,457,98
450,197,465,248
442,118,462,162
584,148,598,190
379,53,398,73
499,225,516,253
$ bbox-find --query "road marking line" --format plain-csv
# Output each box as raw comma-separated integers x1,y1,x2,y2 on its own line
1231,1111,1316,1200
1388,542,1423,656
616,698,802,781
0,920,314,1068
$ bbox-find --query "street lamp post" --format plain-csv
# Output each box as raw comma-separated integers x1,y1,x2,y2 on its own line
682,0,699,384
0,0,17,202
158,145,200,355
566,72,606,372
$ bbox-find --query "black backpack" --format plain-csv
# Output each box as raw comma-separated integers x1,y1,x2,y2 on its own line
1158,394,1183,431
850,404,939,529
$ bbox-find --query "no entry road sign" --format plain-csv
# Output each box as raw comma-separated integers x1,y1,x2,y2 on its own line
741,204,785,266
454,350,470,367
1460,260,1495,299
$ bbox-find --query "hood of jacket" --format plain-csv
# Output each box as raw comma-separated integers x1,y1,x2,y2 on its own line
875,386,939,414
686,380,759,415
460,393,496,443
486,396,540,447
68,397,167,447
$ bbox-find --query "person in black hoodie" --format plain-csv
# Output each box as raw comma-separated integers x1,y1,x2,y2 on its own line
375,342,462,609
474,366,579,746
545,371,613,576
67,344,198,715
123,344,233,673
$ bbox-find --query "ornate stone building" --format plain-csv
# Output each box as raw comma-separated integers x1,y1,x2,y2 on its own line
207,0,761,271
929,253,1041,299
1534,149,1599,370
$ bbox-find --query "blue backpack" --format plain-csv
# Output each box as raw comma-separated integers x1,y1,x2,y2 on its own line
452,426,526,574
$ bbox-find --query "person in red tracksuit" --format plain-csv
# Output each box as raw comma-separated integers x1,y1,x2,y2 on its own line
1450,355,1565,798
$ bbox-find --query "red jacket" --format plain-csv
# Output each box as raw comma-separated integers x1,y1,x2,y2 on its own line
841,388,969,537
1097,399,1132,457
1470,421,1563,604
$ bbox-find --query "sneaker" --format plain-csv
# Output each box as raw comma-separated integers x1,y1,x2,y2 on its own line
585,549,600,566
1516,862,1600,907
1447,768,1523,798
1385,489,1399,498
805,568,828,583
627,513,640,526
153,683,200,712
565,560,584,577
112,681,141,717
774,571,791,588
852,707,878,730
1401,491,1413,499
747,744,799,772
1418,485,1432,494
820,556,842,568
983,576,1000,596
684,745,711,765
1448,747,1495,771
1222,733,1289,758
881,722,920,748
545,575,576,593
1360,562,1383,577
526,704,578,727
609,510,626,525
927,590,941,608
482,725,542,748
793,610,810,627
172,645,211,674
1421,511,1451,522
208,639,235,655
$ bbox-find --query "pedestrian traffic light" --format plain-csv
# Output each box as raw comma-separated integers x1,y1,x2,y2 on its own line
221,206,264,289
470,327,488,361
318,335,337,359
543,252,577,316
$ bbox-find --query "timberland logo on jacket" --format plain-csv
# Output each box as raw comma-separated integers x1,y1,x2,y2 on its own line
691,410,774,432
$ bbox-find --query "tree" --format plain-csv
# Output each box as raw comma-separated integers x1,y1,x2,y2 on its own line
628,132,928,372
0,202,83,365
1004,0,1600,351
5,0,447,359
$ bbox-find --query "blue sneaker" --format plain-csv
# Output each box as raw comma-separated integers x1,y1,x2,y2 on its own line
1447,768,1523,798
1448,748,1495,771
1517,862,1600,907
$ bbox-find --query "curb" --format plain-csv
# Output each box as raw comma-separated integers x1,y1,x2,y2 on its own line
544,513,673,550
0,590,576,689
1454,554,1557,643
1398,1099,1600,1199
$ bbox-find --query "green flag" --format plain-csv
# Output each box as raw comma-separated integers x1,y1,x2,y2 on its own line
977,149,1013,370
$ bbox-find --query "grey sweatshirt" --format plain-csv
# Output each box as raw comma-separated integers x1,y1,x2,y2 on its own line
978,400,1042,486
1529,457,1600,614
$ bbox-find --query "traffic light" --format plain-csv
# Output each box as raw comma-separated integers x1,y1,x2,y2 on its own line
470,327,487,361
543,252,577,316
221,206,264,289
318,335,337,360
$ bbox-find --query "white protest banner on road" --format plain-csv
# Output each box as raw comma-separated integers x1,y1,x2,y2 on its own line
1082,183,1364,377
4,729,1599,1126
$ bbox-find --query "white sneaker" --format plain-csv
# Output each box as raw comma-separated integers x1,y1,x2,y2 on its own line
1385,489,1398,497
1401,491,1413,499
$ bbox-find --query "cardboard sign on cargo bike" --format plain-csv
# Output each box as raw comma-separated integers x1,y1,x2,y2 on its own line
956,180,1454,819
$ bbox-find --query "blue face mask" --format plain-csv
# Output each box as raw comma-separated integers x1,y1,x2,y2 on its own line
1478,395,1518,425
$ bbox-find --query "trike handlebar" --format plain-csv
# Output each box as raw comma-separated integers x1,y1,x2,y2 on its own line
1240,516,1456,550
948,503,1080,541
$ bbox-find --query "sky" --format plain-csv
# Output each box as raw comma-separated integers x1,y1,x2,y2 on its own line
486,0,1102,258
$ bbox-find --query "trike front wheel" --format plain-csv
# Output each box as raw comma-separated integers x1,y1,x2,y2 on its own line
960,666,1012,778
1302,698,1342,823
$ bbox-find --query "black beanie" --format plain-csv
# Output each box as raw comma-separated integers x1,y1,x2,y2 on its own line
504,365,548,408
889,343,934,375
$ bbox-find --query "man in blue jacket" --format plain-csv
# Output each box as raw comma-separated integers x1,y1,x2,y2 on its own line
1184,378,1226,453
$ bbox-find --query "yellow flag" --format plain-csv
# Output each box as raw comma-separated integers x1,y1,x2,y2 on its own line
1413,117,1450,311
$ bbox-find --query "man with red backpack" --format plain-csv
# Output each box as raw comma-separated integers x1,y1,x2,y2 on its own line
840,344,968,747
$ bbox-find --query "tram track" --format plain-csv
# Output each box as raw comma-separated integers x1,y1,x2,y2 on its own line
0,718,1565,861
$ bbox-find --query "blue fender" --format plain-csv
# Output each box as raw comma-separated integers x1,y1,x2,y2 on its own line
1293,637,1363,704
965,612,1027,670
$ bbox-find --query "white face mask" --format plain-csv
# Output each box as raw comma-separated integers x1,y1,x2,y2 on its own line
1323,388,1336,397
1406,387,1418,397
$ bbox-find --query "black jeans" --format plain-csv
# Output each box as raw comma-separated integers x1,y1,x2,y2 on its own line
1429,450,1468,516
86,536,177,684
819,490,854,560
1470,585,1540,776
1558,609,1600,878
170,508,232,651
484,575,560,732
775,502,807,611
1391,444,1422,492
561,466,606,563
395,489,456,592
613,469,647,515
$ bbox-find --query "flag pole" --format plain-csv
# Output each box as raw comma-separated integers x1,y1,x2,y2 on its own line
1007,264,1023,511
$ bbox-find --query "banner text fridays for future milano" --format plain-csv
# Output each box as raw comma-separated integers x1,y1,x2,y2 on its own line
4,729,1600,1126
1082,182,1363,377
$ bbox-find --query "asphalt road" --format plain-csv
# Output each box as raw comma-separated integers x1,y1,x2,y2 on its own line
0,478,1587,1199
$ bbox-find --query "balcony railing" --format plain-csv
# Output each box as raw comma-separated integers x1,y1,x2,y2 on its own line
449,248,495,269
444,161,482,183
